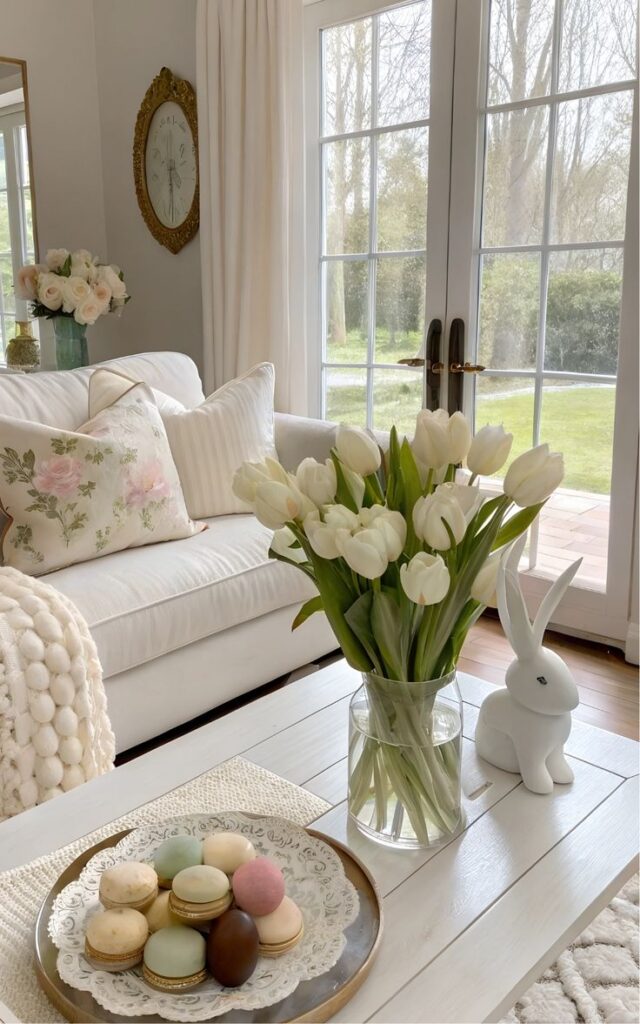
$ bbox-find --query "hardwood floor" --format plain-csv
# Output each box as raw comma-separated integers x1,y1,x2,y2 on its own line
460,613,639,741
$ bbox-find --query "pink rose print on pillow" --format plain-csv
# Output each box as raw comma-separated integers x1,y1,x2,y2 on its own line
125,459,171,509
33,455,84,498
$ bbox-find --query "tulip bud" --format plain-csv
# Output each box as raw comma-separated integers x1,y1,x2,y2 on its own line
334,527,388,580
335,425,381,477
359,505,407,561
271,526,307,564
232,457,289,505
503,444,565,507
400,552,450,605
296,457,337,506
435,482,483,523
447,412,473,464
253,480,307,529
470,552,501,607
303,512,340,559
324,504,360,531
413,492,467,550
467,424,513,476
413,409,450,469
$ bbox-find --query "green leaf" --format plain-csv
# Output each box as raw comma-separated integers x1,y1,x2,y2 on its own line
59,255,72,277
493,502,545,550
385,427,402,511
330,451,358,513
344,591,383,675
292,596,323,630
371,590,407,680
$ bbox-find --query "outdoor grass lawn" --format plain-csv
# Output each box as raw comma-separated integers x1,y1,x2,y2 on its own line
327,382,614,494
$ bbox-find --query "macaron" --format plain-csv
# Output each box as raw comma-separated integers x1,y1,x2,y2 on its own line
232,856,285,917
254,895,304,957
143,925,207,991
207,909,259,987
169,864,232,923
202,832,256,875
144,890,181,932
99,861,158,912
84,907,149,972
153,835,203,888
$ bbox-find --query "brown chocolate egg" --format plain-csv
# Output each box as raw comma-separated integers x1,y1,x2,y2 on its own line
206,908,259,987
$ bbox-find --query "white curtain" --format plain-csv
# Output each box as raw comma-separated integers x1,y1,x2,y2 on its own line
196,0,306,413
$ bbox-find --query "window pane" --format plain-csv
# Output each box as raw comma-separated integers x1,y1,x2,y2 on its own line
487,0,554,106
478,253,540,370
372,368,423,435
551,92,633,243
482,105,549,246
377,127,428,251
323,18,372,135
545,249,623,374
325,366,368,427
0,135,5,190
18,125,30,186
475,375,536,475
324,137,370,255
22,185,34,253
377,0,431,127
540,379,614,494
325,260,368,363
375,256,425,363
0,192,9,252
0,256,15,317
559,0,637,92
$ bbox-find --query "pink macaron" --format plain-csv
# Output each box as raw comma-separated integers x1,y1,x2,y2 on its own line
232,857,285,917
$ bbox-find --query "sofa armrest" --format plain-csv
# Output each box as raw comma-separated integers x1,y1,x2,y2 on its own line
274,413,389,472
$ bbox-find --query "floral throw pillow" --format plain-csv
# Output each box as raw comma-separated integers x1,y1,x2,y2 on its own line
0,382,203,575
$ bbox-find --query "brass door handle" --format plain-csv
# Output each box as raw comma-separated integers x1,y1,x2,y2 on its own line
450,361,485,374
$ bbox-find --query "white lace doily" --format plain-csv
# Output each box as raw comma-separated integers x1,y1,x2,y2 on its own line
48,812,360,1021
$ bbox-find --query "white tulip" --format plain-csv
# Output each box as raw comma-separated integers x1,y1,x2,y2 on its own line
503,444,565,507
467,424,513,476
413,409,450,469
413,491,467,550
400,552,450,605
359,505,407,561
324,504,360,532
304,512,340,559
341,464,365,509
447,412,473,464
335,425,381,477
470,553,501,607
334,527,388,580
296,457,337,506
232,458,289,505
271,526,307,564
45,248,69,272
253,480,306,529
435,482,483,524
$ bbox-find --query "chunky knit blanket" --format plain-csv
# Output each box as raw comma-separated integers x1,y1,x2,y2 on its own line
0,566,115,820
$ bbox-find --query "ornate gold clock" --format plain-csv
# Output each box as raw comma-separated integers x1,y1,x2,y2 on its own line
133,67,199,254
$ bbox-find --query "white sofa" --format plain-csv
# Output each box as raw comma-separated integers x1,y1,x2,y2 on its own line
0,352,338,752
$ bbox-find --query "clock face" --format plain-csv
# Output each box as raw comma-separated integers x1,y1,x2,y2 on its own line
145,101,197,229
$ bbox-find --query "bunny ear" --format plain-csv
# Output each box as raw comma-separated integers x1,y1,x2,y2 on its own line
532,557,583,648
497,535,535,657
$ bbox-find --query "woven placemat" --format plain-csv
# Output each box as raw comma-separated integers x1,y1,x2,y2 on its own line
0,756,331,1024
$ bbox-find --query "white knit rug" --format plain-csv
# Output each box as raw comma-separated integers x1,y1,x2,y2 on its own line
503,873,639,1024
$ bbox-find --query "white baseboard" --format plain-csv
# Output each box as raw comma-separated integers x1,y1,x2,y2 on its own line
625,621,639,665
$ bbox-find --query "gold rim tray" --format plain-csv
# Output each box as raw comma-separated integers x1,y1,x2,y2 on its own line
34,821,383,1023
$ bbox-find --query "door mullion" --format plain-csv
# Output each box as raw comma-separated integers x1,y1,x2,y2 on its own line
366,13,380,431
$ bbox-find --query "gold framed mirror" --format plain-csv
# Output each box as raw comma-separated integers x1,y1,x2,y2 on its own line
0,56,39,356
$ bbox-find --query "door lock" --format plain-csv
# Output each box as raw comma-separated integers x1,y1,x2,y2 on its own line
450,361,485,374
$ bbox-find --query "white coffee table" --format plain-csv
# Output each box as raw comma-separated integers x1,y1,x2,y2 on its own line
0,660,637,1023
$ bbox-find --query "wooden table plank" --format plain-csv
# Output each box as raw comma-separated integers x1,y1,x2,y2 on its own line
372,777,640,1024
329,758,620,1022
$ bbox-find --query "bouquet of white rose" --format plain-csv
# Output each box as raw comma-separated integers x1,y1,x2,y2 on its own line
233,410,564,848
16,248,129,327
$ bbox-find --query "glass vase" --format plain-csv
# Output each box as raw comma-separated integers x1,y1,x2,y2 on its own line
348,671,464,850
53,317,89,370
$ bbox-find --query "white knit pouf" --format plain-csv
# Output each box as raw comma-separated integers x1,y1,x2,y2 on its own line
0,566,115,820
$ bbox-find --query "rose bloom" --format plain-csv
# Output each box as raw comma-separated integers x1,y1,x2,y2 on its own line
92,281,112,312
62,275,91,313
97,264,127,300
45,248,69,271
74,293,103,325
125,460,171,509
37,272,65,312
16,263,45,301
33,455,84,499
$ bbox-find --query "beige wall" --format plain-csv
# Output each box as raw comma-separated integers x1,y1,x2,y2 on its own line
2,0,202,371
91,0,202,370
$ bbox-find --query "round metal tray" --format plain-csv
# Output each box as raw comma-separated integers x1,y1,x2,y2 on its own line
35,824,382,1023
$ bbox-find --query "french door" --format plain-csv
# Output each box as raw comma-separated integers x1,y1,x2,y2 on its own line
304,0,638,651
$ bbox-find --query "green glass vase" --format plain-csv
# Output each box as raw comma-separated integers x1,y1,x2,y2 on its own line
53,317,89,370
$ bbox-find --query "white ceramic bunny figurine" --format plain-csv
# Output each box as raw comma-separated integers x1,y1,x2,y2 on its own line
475,535,581,794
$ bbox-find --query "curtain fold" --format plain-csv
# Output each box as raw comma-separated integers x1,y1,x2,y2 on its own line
196,0,306,414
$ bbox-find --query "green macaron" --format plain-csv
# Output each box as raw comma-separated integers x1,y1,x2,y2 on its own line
153,835,203,888
143,925,207,991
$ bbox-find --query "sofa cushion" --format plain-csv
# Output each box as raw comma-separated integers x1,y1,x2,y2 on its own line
47,514,317,679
